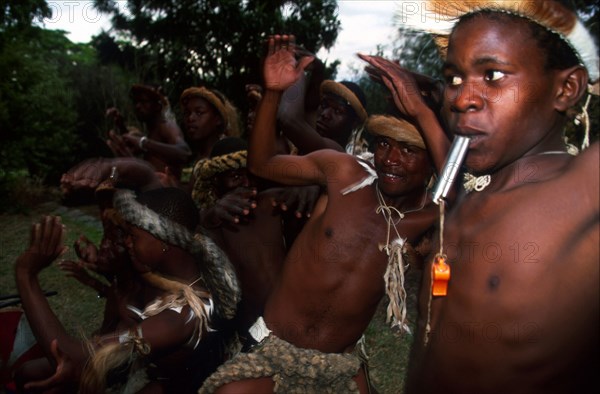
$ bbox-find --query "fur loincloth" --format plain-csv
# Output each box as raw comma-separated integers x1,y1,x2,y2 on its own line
198,332,361,393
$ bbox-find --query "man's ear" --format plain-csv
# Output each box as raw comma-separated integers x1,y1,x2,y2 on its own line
555,65,588,112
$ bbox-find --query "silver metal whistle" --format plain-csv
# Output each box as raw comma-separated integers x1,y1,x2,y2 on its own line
432,135,470,205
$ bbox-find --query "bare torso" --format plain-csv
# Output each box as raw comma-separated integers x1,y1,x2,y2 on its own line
264,155,437,353
210,190,287,330
409,146,600,394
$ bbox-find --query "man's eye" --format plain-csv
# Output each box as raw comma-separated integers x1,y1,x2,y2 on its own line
484,70,505,82
447,75,463,86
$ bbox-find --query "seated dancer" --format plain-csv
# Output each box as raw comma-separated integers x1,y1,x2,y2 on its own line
106,84,191,180
362,0,599,392
14,188,240,393
198,35,438,394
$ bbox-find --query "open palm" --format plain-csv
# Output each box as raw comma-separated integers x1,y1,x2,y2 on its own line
264,35,313,91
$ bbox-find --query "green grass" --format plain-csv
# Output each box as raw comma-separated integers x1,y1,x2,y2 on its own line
365,269,420,394
0,197,420,394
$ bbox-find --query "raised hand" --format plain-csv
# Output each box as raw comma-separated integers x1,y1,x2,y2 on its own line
358,54,442,118
264,34,314,91
246,84,263,105
15,216,68,276
24,339,79,393
203,187,258,227
74,234,98,264
58,259,108,296
106,107,128,135
60,158,110,194
107,130,135,157
268,185,321,218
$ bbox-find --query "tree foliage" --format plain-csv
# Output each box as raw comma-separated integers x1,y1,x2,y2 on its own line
0,28,77,180
0,1,340,210
93,0,341,110
0,2,138,211
0,0,49,29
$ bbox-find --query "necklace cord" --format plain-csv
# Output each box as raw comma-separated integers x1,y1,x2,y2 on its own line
376,184,428,334
425,199,446,346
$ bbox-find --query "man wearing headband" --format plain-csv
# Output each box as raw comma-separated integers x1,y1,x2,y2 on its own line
198,35,437,394
362,0,599,392
180,86,241,162
278,67,370,156
14,188,239,393
106,84,191,180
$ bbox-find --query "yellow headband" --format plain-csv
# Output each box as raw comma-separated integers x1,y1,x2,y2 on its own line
320,80,368,123
180,87,241,136
367,115,426,149
397,0,599,83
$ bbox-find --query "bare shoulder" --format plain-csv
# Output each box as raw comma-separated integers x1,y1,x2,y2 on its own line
571,141,599,173
566,141,599,208
307,149,365,172
306,148,352,160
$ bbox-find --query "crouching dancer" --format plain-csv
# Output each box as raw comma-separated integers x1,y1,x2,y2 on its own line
14,188,239,393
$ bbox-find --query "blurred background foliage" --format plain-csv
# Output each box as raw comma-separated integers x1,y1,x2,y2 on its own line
0,0,598,212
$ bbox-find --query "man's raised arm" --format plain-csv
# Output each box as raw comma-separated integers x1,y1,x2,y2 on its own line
248,34,314,184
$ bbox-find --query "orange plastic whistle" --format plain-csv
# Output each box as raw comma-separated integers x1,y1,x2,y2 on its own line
432,255,450,296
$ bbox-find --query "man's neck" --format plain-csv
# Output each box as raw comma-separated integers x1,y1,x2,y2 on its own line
468,149,572,194
380,186,428,215
192,134,223,161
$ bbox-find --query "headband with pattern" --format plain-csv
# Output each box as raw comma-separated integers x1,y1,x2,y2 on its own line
396,0,599,83
191,150,247,210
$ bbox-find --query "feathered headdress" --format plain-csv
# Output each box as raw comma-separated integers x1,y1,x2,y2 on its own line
396,0,599,83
